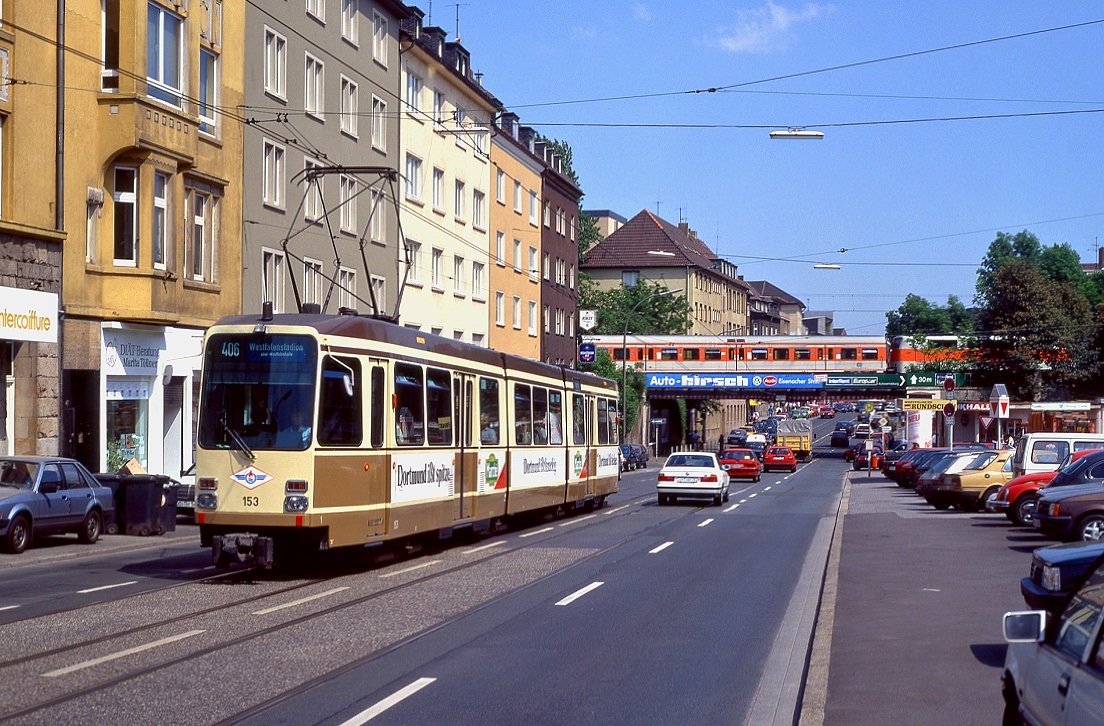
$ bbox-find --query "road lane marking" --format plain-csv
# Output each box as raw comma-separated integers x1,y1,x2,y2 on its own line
922,588,942,592
465,541,505,554
77,580,138,594
252,587,350,615
607,505,631,514
559,514,597,527
379,561,441,579
740,499,748,503
764,486,772,491
519,527,554,539
698,519,714,527
0,605,18,612
724,503,740,512
649,542,674,554
749,493,758,498
338,678,437,725
42,630,206,677
555,581,604,606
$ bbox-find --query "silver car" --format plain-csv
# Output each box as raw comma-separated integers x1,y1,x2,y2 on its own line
1002,553,1104,724
0,456,115,553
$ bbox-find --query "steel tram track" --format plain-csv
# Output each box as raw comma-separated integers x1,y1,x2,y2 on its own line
1,484,693,722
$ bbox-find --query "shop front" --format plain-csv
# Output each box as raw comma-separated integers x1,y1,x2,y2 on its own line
1,286,60,456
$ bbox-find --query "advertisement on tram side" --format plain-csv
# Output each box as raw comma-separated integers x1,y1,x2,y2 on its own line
391,452,456,503
510,449,566,488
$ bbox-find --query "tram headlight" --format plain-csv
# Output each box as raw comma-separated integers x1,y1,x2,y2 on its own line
284,495,309,512
197,492,218,509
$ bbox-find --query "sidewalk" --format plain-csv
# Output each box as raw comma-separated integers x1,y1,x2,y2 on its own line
801,469,1036,725
0,523,199,571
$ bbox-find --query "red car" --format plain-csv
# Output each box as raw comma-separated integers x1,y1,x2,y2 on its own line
989,448,1104,525
763,446,798,473
719,448,762,482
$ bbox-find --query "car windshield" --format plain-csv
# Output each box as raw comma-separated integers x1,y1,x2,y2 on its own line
963,452,999,470
722,451,753,460
666,455,715,468
0,460,39,489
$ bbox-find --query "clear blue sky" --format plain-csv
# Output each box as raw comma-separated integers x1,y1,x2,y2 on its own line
445,1,1104,334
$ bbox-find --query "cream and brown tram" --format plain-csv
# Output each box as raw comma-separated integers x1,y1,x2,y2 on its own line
194,310,620,567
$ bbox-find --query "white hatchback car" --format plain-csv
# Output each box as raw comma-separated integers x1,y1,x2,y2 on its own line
657,452,730,506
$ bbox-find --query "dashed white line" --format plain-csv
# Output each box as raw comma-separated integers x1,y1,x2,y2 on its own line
338,677,437,725
698,518,714,527
42,630,206,677
763,486,772,491
559,514,597,527
606,505,631,514
724,503,740,512
519,527,554,539
0,605,19,612
556,581,604,606
740,499,748,503
465,540,505,554
77,580,138,594
749,493,758,499
252,587,350,615
379,561,441,579
649,541,674,554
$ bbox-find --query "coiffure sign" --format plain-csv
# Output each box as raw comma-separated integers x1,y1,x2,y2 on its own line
0,287,58,344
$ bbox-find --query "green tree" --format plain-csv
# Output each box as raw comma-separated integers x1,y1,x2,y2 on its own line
885,294,973,337
578,212,602,264
976,230,1043,299
535,133,578,186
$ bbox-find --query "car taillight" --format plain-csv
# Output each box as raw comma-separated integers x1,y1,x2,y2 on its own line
658,474,674,482
199,477,218,490
701,474,718,482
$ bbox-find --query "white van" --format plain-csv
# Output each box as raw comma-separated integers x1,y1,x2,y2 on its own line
1012,433,1104,478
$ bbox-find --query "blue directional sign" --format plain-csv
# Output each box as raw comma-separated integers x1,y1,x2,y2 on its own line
645,372,822,390
578,342,596,364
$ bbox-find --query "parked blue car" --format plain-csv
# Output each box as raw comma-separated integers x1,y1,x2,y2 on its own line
0,456,115,553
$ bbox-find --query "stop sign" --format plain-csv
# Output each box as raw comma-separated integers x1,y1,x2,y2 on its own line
943,377,955,393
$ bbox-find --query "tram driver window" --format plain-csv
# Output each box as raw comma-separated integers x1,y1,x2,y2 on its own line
318,356,362,446
514,384,532,445
479,377,500,445
533,387,549,444
597,399,610,445
394,363,425,445
548,391,563,445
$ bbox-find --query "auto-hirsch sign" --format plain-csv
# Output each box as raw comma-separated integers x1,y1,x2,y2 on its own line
0,286,58,343
645,372,821,390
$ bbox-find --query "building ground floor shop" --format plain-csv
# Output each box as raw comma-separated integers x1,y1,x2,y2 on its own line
62,319,203,480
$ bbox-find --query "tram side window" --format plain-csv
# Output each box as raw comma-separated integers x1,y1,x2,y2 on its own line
394,363,425,446
597,398,610,445
705,348,722,361
841,348,857,360
549,391,563,445
426,367,452,445
795,349,811,361
608,397,619,442
480,377,500,445
515,384,532,444
533,387,549,444
572,393,586,445
318,356,362,446
773,348,790,361
683,348,700,361
370,366,384,447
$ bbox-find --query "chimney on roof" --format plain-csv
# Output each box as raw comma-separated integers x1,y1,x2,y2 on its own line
499,111,520,139
678,222,688,234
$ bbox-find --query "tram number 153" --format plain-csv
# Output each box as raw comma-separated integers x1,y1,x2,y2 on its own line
242,496,260,507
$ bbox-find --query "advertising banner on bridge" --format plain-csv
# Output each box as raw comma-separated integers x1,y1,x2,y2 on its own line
645,372,822,390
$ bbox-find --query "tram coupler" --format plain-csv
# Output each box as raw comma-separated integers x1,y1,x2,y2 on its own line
212,533,275,569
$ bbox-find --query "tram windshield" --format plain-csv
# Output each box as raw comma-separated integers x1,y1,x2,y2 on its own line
199,334,318,452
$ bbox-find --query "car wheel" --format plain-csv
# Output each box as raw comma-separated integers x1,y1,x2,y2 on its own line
4,514,30,554
657,494,667,506
1014,495,1038,526
978,486,1001,513
78,510,103,544
755,473,761,482
932,502,951,511
1076,513,1104,541
1002,675,1024,726
723,487,730,503
713,493,723,506
791,466,797,473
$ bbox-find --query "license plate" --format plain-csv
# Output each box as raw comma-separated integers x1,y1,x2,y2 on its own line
176,501,195,509
676,477,698,483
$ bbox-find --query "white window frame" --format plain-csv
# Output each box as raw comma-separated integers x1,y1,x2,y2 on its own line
198,48,218,135
431,167,444,212
495,170,505,204
340,75,358,137
305,53,324,120
405,69,423,115
339,174,357,234
495,291,505,326
529,191,538,226
431,247,444,290
306,0,325,23
370,95,386,151
152,171,168,270
370,274,386,310
542,252,550,281
472,261,485,300
303,157,322,222
262,247,286,313
337,266,356,310
432,88,445,127
406,240,421,285
513,181,522,213
453,255,465,296
369,188,385,244
453,179,466,221
404,153,423,201
513,239,522,270
543,200,551,228
146,2,183,107
529,246,538,281
341,0,359,45
513,296,521,330
191,190,209,281
263,138,286,209
303,257,324,306
372,11,388,67
472,189,486,231
495,231,505,266
543,305,550,334
528,301,537,336
113,166,137,267
263,27,287,100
